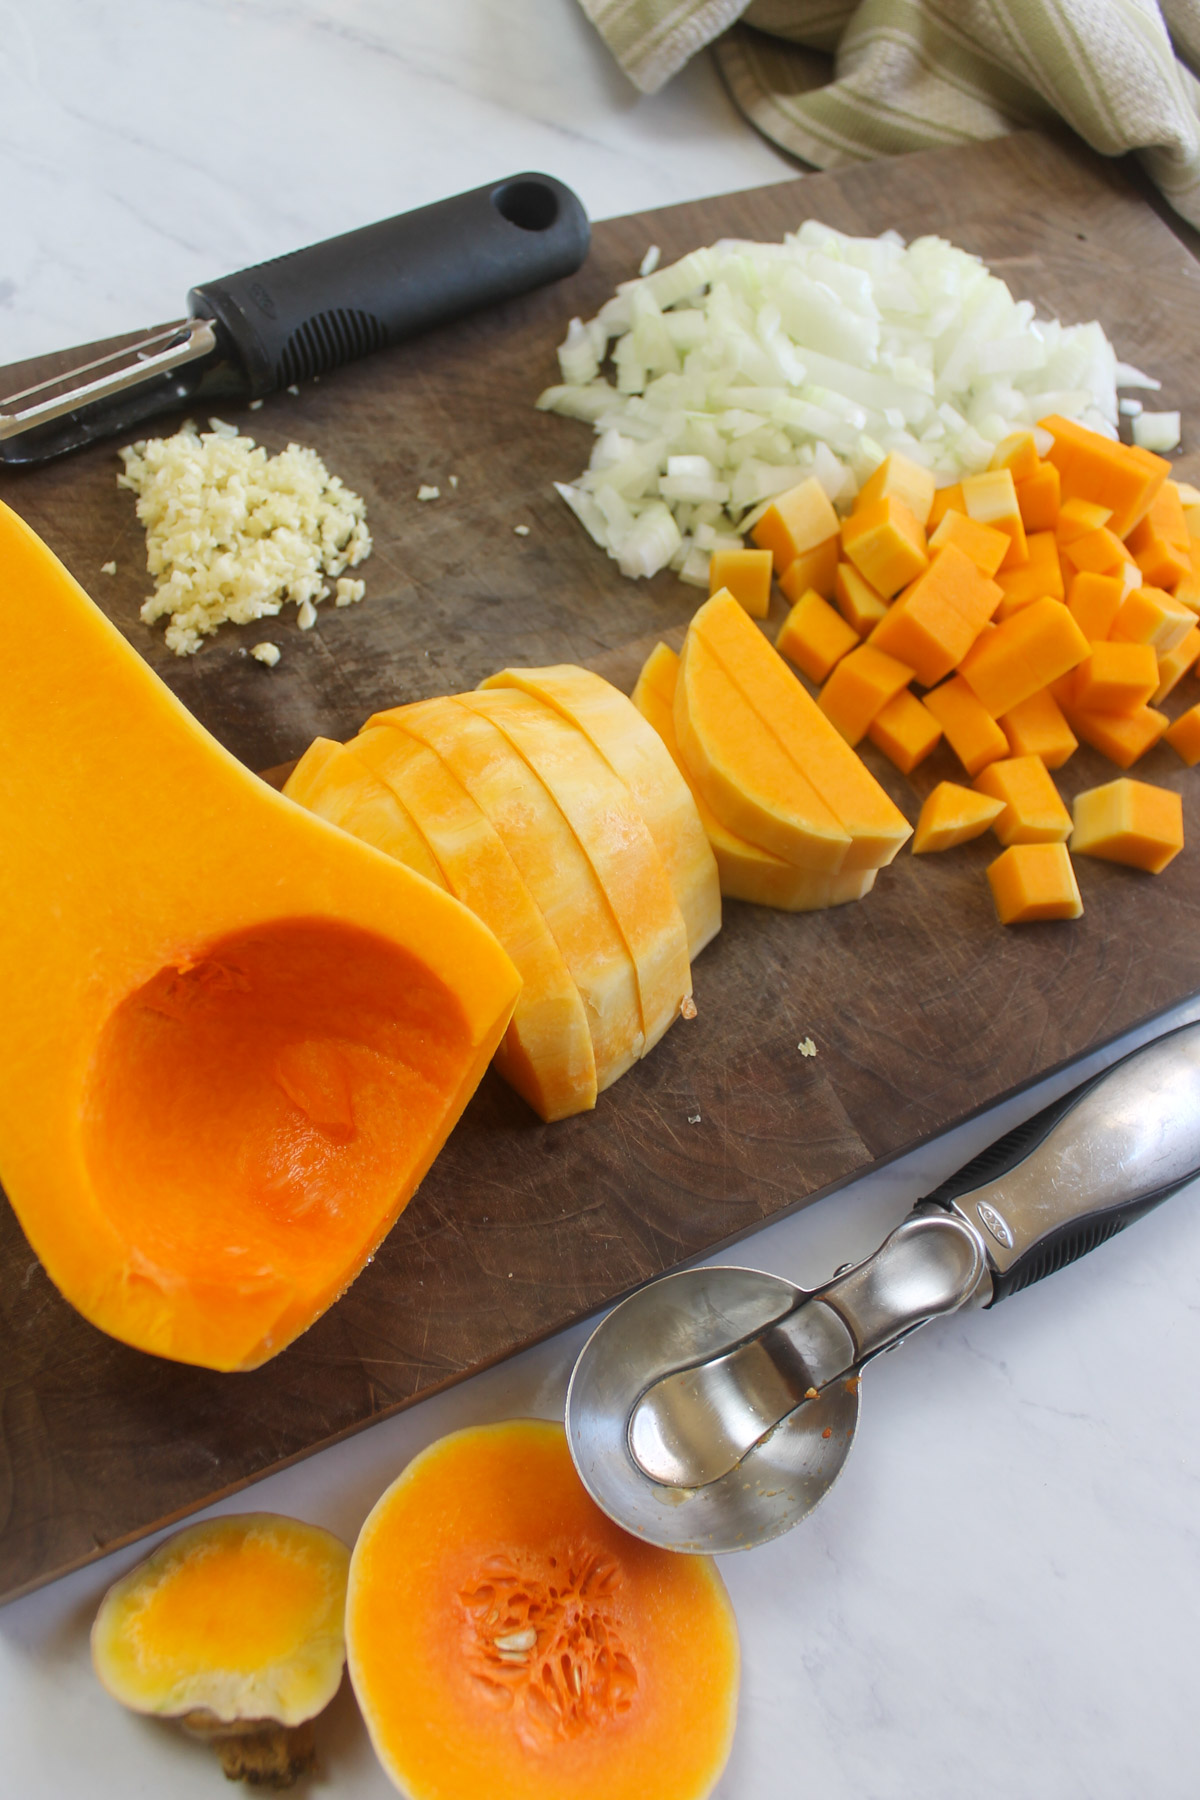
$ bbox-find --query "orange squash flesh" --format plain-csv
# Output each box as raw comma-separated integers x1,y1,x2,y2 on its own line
635,643,877,911
0,500,520,1370
346,1422,739,1800
347,725,598,1124
285,738,449,891
92,1513,350,1727
374,696,645,1093
479,665,721,960
457,687,692,1058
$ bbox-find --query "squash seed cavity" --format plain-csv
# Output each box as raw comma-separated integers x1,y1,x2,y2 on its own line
459,1542,639,1746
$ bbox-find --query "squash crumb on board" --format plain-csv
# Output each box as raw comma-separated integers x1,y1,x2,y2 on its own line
250,642,281,667
417,484,440,501
797,1036,817,1056
100,560,116,574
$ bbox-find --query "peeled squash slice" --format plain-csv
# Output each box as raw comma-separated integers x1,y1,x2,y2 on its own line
285,737,448,891
479,665,721,959
459,686,692,1056
635,644,877,911
0,500,520,1370
676,628,853,871
346,1421,739,1800
92,1512,349,1787
690,590,912,871
375,696,645,1094
348,724,597,1123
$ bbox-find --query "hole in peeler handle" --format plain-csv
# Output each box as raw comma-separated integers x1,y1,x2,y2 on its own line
492,179,560,232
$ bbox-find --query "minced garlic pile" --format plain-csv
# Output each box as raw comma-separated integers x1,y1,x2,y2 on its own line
118,419,371,655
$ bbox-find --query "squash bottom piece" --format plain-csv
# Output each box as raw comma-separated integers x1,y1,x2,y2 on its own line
0,500,521,1371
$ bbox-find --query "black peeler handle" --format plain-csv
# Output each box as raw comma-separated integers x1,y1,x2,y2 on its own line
188,173,590,395
923,1019,1200,1306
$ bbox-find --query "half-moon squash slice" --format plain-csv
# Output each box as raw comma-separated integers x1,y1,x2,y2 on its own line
636,645,877,912
346,1421,739,1800
458,687,692,1057
479,665,721,959
372,697,645,1093
284,737,448,891
347,725,597,1123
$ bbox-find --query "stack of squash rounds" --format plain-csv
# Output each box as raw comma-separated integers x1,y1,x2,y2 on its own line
285,668,723,1122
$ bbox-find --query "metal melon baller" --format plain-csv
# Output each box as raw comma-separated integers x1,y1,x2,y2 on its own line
566,1020,1200,1553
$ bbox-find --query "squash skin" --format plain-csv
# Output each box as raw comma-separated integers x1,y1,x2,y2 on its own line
0,500,521,1371
346,1420,739,1800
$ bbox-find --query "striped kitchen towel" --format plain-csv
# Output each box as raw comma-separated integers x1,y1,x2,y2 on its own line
578,0,1200,228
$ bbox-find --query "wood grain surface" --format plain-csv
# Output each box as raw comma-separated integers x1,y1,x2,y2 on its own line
2,131,1199,1605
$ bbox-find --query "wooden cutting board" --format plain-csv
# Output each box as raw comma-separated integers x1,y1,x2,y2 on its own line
3,130,1199,1606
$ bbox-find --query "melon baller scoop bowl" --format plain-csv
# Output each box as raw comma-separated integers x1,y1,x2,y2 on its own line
566,1020,1200,1553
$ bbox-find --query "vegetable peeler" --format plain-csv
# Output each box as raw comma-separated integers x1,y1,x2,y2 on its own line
0,174,589,466
566,1019,1200,1552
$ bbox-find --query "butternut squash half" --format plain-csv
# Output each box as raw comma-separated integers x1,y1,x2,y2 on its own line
346,1421,739,1800
0,501,520,1371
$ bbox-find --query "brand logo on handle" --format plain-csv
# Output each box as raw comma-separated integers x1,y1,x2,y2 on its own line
976,1202,1014,1249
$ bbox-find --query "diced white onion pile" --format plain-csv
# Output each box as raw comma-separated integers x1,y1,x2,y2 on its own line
537,222,1166,585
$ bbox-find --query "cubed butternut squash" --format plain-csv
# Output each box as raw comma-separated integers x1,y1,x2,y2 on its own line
1164,703,1200,765
928,509,1009,577
1066,570,1125,643
1060,524,1131,577
962,468,1027,569
994,531,1064,615
923,674,1010,776
776,588,859,683
856,451,937,527
818,644,915,746
779,536,840,602
989,431,1041,484
867,543,1000,687
1068,641,1159,714
751,477,841,573
840,494,929,598
986,842,1083,923
1060,700,1170,768
1153,626,1200,703
1014,461,1060,532
708,546,773,618
1070,778,1183,873
957,597,1089,718
999,688,1078,769
1126,482,1192,589
973,755,1073,845
912,782,1004,854
1055,497,1112,544
1111,584,1197,654
866,688,942,774
835,561,889,636
1041,413,1169,538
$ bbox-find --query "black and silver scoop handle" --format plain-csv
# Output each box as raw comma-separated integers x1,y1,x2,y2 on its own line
189,172,589,393
0,174,589,463
918,1017,1200,1308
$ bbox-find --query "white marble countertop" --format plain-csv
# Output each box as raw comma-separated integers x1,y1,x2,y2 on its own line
3,5,1199,1798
